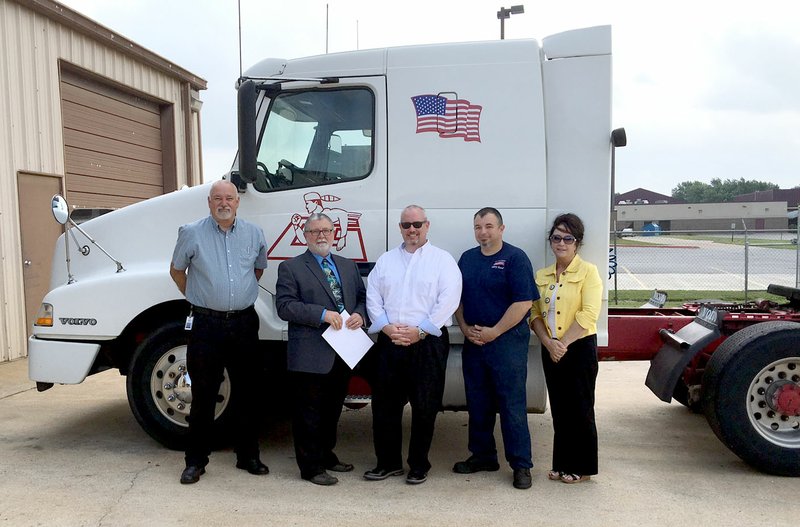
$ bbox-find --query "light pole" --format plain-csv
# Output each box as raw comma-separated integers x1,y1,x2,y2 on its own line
497,5,524,40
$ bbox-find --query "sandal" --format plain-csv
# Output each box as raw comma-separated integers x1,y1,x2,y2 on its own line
547,470,563,481
560,473,590,484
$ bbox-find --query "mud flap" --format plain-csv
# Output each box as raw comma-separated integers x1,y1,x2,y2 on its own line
645,307,723,402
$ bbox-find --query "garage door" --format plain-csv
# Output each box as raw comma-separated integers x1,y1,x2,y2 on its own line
60,69,168,210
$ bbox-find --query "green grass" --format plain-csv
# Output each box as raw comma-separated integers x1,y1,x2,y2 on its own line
608,289,787,307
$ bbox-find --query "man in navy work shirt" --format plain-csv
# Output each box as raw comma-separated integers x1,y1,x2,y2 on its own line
453,207,539,490
170,179,268,485
365,205,462,485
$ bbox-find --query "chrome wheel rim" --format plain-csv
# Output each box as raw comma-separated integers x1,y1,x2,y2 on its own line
747,357,800,448
149,345,231,428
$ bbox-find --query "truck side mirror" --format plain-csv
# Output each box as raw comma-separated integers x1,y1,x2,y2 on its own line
611,128,627,148
51,195,70,225
236,79,258,186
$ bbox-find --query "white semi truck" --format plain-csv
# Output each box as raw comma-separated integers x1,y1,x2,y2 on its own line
27,25,800,476
30,25,612,447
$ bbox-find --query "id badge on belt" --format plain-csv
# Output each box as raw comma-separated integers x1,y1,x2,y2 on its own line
185,309,194,331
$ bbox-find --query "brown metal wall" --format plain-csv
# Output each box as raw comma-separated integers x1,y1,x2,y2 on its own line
0,0,206,362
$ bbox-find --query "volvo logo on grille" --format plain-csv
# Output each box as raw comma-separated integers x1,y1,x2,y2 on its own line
59,318,97,326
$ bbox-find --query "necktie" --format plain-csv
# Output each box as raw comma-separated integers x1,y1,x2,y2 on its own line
321,258,345,313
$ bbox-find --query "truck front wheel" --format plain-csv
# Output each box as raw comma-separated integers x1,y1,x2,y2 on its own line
701,321,800,476
126,322,232,450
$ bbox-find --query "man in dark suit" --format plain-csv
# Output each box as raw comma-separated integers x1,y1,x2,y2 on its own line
276,213,368,486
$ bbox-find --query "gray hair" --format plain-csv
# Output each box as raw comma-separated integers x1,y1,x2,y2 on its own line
304,213,334,230
209,179,238,197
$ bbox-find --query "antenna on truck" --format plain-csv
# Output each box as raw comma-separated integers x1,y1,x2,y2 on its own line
238,0,243,78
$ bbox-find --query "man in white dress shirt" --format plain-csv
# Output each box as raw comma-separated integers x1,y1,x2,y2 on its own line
364,205,462,485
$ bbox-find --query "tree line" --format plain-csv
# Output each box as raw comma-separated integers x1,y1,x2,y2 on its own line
671,178,779,203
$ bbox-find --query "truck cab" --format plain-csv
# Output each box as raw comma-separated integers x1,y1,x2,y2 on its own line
29,26,614,449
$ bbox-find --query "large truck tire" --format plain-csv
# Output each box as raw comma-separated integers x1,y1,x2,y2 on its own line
701,321,800,476
126,322,232,450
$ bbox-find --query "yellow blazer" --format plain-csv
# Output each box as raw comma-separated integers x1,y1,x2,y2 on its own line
532,254,602,339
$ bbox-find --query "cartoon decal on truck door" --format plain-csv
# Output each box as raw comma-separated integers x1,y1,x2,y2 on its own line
267,192,367,262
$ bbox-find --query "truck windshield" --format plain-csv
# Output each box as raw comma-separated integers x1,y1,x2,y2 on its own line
253,87,374,192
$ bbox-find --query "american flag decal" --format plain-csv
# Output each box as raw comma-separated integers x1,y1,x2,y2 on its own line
411,94,482,142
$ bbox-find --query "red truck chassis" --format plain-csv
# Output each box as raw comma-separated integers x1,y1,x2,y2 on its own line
602,284,800,476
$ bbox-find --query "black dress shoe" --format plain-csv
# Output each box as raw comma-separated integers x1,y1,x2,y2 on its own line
405,469,427,485
236,458,269,475
513,468,532,489
326,462,355,473
363,467,404,481
305,471,338,486
452,456,500,474
180,465,205,484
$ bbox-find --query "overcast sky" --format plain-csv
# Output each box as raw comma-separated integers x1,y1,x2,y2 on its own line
59,0,800,196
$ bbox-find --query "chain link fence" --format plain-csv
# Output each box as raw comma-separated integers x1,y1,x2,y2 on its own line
607,228,800,304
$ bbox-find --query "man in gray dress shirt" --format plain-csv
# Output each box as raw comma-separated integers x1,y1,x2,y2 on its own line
170,180,268,484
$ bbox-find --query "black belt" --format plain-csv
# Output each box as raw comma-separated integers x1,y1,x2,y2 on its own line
192,305,254,319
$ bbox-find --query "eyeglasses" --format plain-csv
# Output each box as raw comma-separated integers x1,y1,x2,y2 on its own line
400,221,426,229
549,234,576,245
305,228,333,236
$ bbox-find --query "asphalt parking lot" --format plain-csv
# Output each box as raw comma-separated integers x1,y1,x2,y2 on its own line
1,358,798,526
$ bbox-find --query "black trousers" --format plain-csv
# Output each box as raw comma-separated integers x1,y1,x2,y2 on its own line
371,330,449,473
185,307,261,468
542,333,599,475
290,355,351,479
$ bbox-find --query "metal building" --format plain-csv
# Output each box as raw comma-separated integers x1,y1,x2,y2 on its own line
1,0,206,362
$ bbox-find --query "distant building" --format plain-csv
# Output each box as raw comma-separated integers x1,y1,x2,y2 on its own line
616,188,685,205
733,188,800,209
613,187,789,232
615,201,787,232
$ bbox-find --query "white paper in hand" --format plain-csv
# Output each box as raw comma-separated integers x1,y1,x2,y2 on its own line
322,310,374,369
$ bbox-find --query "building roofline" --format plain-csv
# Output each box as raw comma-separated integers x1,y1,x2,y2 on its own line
14,0,207,90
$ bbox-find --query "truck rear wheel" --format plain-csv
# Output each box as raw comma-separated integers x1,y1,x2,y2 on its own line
701,321,800,475
126,322,232,450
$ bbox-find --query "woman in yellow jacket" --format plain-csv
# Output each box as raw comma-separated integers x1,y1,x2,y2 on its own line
530,213,602,484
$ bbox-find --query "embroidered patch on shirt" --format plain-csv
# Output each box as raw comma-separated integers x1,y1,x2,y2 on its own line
491,259,506,270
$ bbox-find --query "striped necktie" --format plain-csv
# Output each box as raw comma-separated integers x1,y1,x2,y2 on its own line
321,258,344,313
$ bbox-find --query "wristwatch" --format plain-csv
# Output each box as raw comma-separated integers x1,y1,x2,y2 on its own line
418,327,427,340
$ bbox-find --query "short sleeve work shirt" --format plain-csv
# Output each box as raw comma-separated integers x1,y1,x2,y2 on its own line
458,242,538,329
172,216,267,311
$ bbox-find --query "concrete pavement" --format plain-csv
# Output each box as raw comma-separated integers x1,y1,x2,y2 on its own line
1,358,797,526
